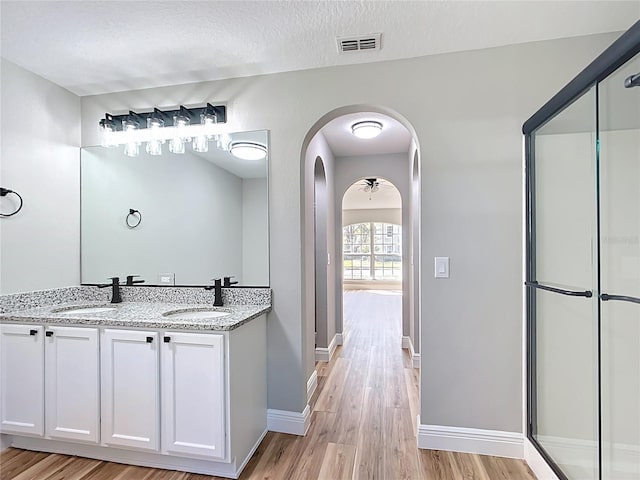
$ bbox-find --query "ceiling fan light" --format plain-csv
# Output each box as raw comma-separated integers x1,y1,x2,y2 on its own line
351,121,382,139
230,142,267,160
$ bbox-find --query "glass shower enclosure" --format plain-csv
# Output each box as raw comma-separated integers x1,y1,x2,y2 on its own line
524,22,640,480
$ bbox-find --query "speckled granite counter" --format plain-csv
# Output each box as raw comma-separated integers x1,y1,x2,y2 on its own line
0,301,270,331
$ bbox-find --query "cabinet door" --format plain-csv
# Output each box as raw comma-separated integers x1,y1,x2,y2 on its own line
0,324,44,436
45,326,99,443
161,332,226,459
101,329,159,451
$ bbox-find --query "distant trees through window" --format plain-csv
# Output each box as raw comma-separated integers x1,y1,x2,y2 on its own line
343,222,401,280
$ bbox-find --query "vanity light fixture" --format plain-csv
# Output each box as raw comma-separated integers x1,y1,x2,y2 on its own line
98,104,226,157
230,142,267,160
351,120,383,139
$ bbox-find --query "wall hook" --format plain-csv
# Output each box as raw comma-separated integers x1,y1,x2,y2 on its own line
126,208,142,228
0,187,24,217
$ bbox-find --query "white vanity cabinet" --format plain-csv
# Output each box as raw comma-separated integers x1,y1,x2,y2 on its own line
3,311,268,479
45,326,100,443
101,329,159,451
0,324,44,436
161,332,225,459
0,324,100,443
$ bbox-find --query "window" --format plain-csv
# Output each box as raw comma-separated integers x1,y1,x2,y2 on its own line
343,223,401,280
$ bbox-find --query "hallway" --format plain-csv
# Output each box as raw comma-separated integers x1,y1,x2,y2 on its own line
0,290,536,479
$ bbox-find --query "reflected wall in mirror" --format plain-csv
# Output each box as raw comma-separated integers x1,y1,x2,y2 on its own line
81,130,269,287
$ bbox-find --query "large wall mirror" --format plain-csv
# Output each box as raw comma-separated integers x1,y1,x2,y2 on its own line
81,130,269,287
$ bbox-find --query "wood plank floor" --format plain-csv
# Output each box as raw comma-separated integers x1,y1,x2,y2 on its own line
0,290,536,480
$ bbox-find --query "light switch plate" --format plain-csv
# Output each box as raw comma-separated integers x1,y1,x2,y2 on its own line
434,257,449,278
158,273,175,285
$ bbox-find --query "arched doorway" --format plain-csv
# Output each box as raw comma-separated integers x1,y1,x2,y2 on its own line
300,106,422,406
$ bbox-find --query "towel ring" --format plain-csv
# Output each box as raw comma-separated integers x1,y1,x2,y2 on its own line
0,188,23,218
126,208,142,228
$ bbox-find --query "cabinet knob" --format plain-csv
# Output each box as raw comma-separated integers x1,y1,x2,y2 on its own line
163,336,171,343
45,331,54,337
146,336,153,343
29,329,37,336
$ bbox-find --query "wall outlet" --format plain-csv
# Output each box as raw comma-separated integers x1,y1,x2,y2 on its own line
158,273,175,285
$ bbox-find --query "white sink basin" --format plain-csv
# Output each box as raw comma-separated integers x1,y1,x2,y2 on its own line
163,309,230,320
55,306,117,314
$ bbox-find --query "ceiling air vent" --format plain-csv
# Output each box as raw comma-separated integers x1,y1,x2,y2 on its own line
337,33,382,54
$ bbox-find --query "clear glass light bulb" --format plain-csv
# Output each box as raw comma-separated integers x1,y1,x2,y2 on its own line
173,114,191,141
122,119,140,157
201,112,217,139
100,123,117,148
169,137,185,154
124,142,140,157
146,117,164,156
193,135,209,153
146,140,162,155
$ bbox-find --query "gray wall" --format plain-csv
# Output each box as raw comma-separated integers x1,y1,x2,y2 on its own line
343,208,402,226
73,32,619,429
242,177,269,285
0,59,80,294
81,147,243,286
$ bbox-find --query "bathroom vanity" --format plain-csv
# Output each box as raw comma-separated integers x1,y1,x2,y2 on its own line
0,287,270,479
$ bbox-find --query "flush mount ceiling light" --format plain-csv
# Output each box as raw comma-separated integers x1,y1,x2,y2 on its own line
99,104,226,157
230,142,267,160
351,120,382,139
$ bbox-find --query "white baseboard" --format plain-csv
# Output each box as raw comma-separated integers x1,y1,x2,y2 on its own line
412,353,421,369
11,435,243,478
267,405,311,436
307,370,318,402
524,438,560,480
315,334,337,362
402,336,420,369
417,421,524,459
335,332,344,346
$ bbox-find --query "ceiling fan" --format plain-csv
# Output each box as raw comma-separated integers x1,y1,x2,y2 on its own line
360,178,380,193
357,178,393,199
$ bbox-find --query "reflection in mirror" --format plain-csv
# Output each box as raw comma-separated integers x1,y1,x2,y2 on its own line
81,130,269,287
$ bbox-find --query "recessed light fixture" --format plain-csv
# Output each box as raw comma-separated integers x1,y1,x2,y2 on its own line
230,142,267,160
351,121,382,139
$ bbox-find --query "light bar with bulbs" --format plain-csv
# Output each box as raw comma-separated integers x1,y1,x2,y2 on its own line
99,104,227,157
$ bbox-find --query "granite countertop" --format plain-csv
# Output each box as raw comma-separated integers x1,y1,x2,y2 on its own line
0,301,271,331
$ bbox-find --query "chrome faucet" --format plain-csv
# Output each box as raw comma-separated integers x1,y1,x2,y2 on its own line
205,278,224,306
97,277,122,304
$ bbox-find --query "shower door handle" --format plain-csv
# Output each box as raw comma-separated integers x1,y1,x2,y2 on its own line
600,293,640,305
525,281,593,297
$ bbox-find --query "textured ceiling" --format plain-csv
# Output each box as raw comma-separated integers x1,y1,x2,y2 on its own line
1,1,637,96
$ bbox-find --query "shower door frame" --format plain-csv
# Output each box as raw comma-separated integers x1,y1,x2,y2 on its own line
523,21,640,480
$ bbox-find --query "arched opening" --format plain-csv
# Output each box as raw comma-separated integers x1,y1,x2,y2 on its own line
301,105,422,411
313,156,331,356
